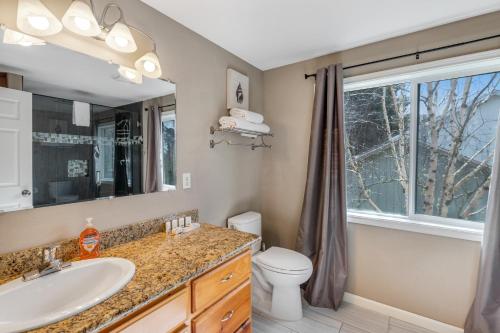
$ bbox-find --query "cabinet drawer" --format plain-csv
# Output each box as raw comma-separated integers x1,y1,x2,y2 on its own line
235,320,252,333
192,280,251,333
174,327,190,333
117,288,188,333
192,251,251,313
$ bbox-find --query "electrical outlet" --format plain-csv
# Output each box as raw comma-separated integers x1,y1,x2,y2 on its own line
182,173,191,189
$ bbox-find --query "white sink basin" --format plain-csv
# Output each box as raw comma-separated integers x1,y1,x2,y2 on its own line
0,257,135,333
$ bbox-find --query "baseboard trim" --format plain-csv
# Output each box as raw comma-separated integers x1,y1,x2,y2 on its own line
343,292,464,333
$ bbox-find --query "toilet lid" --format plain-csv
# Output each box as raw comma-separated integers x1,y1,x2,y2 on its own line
255,247,312,272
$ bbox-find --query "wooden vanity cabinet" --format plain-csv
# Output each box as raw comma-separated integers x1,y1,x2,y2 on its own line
108,250,252,333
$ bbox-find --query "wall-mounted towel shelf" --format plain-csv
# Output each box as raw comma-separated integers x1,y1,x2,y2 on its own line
209,126,273,150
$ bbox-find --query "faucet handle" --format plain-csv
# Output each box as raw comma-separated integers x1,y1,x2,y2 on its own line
42,243,61,263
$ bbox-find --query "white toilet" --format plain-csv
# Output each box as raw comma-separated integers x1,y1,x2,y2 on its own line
228,211,313,321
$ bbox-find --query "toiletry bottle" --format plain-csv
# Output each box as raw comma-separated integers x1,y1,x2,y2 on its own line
79,217,100,259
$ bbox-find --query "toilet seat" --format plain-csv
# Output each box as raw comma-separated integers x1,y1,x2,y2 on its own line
255,247,312,275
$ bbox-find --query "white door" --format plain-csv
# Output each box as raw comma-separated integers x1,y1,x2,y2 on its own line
0,87,32,212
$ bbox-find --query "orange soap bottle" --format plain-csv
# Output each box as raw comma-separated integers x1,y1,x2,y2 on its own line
79,217,100,259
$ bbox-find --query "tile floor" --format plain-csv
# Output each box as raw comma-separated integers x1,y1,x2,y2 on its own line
252,301,439,333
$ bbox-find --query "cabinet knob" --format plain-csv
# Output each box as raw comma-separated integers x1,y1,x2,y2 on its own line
221,310,234,322
220,272,233,283
22,189,31,197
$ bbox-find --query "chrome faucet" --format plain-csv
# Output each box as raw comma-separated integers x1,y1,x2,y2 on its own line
22,244,72,282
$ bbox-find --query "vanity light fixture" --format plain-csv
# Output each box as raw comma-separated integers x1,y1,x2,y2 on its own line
17,0,63,36
62,1,101,37
8,1,163,84
135,51,162,79
2,27,46,46
105,22,137,53
118,65,143,84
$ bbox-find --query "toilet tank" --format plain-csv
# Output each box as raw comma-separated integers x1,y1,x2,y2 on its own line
228,211,262,254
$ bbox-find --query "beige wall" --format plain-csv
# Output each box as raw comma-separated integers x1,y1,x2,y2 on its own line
0,0,264,253
0,0,495,327
260,12,500,327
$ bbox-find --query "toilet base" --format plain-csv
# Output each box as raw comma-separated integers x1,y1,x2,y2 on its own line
270,285,303,321
252,273,304,321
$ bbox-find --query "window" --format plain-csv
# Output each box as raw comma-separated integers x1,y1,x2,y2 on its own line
161,111,176,188
345,83,411,216
95,122,115,182
416,73,500,222
344,54,500,234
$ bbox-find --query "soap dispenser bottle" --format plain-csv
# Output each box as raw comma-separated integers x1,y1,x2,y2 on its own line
79,217,100,259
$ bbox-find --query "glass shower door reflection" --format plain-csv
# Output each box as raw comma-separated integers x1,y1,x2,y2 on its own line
95,122,115,197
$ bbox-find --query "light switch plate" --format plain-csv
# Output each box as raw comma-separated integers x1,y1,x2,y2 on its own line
182,173,191,189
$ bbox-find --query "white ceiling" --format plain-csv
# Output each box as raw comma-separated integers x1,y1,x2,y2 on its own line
142,0,500,70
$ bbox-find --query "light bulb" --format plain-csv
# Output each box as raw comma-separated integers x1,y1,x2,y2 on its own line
17,0,62,36
118,66,142,84
125,70,136,80
73,16,91,31
3,28,46,46
62,1,100,37
105,22,137,53
27,15,50,31
134,52,162,79
143,60,156,73
114,35,129,48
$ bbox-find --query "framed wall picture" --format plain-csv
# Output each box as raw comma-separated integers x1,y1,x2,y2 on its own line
227,68,249,110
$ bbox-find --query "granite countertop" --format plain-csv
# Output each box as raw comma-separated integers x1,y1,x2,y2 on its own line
15,224,259,333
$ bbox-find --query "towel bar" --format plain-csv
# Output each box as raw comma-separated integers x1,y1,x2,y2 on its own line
209,126,272,150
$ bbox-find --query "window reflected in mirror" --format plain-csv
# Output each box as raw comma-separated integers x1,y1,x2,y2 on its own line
162,112,176,190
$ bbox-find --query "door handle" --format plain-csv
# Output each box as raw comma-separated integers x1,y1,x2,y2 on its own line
21,190,31,197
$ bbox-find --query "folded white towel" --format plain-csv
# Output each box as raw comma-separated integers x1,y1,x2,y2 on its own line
72,101,90,127
229,108,264,124
219,116,270,134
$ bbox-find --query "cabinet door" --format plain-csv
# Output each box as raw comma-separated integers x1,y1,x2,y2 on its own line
0,87,32,212
192,280,251,333
118,288,188,333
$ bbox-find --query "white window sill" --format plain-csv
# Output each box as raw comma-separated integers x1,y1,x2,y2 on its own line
162,184,176,192
347,212,483,242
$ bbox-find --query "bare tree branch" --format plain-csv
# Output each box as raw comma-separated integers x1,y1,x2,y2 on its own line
390,86,409,192
346,144,382,213
453,137,495,177
381,87,408,196
453,153,493,191
461,176,490,220
422,82,440,214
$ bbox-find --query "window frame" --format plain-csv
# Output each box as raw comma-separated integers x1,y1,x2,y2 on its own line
343,49,500,242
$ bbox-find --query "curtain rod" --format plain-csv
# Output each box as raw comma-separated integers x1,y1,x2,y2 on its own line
144,103,176,111
304,32,500,79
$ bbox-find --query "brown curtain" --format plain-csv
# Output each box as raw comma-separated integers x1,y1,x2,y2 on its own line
296,64,348,310
145,106,162,193
464,122,500,332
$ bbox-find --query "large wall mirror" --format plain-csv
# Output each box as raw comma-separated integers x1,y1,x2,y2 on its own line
0,30,176,212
